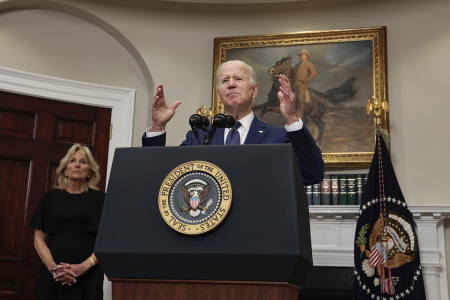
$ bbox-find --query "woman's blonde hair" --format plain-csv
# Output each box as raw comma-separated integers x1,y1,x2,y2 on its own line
56,143,101,191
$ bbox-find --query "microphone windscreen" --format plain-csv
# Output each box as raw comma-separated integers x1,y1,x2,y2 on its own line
213,114,236,128
225,115,236,128
189,114,203,127
212,114,227,128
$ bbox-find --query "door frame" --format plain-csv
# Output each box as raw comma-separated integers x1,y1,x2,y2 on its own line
0,66,135,186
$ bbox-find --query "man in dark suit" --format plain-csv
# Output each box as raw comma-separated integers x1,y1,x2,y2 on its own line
142,60,324,185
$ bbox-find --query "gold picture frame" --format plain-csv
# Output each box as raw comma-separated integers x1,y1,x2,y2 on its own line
209,27,389,168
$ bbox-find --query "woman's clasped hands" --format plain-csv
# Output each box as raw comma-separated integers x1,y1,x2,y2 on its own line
54,260,92,286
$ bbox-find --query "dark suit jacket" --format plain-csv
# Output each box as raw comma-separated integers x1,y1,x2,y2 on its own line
142,116,324,185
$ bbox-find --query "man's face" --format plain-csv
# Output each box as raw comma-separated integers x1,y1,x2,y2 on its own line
217,62,258,114
300,54,308,62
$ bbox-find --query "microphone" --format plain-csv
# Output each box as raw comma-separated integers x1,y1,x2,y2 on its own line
212,114,236,128
189,114,210,129
207,114,236,145
189,114,210,145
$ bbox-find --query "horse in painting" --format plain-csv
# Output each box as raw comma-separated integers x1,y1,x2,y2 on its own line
253,56,356,145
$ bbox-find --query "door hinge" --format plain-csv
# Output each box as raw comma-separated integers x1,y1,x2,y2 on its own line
109,124,113,139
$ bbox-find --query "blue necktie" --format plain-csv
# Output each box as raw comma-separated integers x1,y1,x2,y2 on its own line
226,122,241,145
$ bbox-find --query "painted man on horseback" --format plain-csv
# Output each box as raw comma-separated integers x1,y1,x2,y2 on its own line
294,49,317,119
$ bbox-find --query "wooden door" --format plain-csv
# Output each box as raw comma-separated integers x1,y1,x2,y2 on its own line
0,90,111,299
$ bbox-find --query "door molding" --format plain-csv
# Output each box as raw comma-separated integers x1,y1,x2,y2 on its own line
0,66,135,186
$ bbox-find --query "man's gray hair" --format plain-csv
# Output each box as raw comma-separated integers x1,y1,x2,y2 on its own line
216,60,257,88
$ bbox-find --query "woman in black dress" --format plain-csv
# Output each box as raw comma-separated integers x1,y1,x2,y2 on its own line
29,143,105,299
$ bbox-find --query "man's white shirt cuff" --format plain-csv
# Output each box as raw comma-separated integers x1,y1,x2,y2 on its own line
284,118,303,132
145,128,165,138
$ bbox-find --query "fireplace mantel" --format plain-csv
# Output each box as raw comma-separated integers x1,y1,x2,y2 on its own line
309,205,450,300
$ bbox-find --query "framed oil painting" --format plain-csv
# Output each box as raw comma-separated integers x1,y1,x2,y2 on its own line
209,27,389,167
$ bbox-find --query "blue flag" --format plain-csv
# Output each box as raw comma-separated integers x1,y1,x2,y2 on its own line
353,132,426,299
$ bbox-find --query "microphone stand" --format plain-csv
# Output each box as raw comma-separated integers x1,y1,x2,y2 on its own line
202,124,213,145
203,132,210,145
192,127,202,145
204,124,217,146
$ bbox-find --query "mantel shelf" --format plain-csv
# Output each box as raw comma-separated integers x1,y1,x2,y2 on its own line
309,205,450,219
308,205,450,300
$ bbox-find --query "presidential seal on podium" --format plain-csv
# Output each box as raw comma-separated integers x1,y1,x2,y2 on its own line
158,161,232,235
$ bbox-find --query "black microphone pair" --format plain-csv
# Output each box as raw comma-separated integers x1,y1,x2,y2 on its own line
189,113,236,145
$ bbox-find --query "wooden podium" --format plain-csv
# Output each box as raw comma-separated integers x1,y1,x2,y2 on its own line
111,279,299,300
95,145,313,300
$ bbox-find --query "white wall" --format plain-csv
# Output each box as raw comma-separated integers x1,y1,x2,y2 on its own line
1,0,449,298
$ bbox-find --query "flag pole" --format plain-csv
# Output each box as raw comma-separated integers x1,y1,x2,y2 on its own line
367,96,394,294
